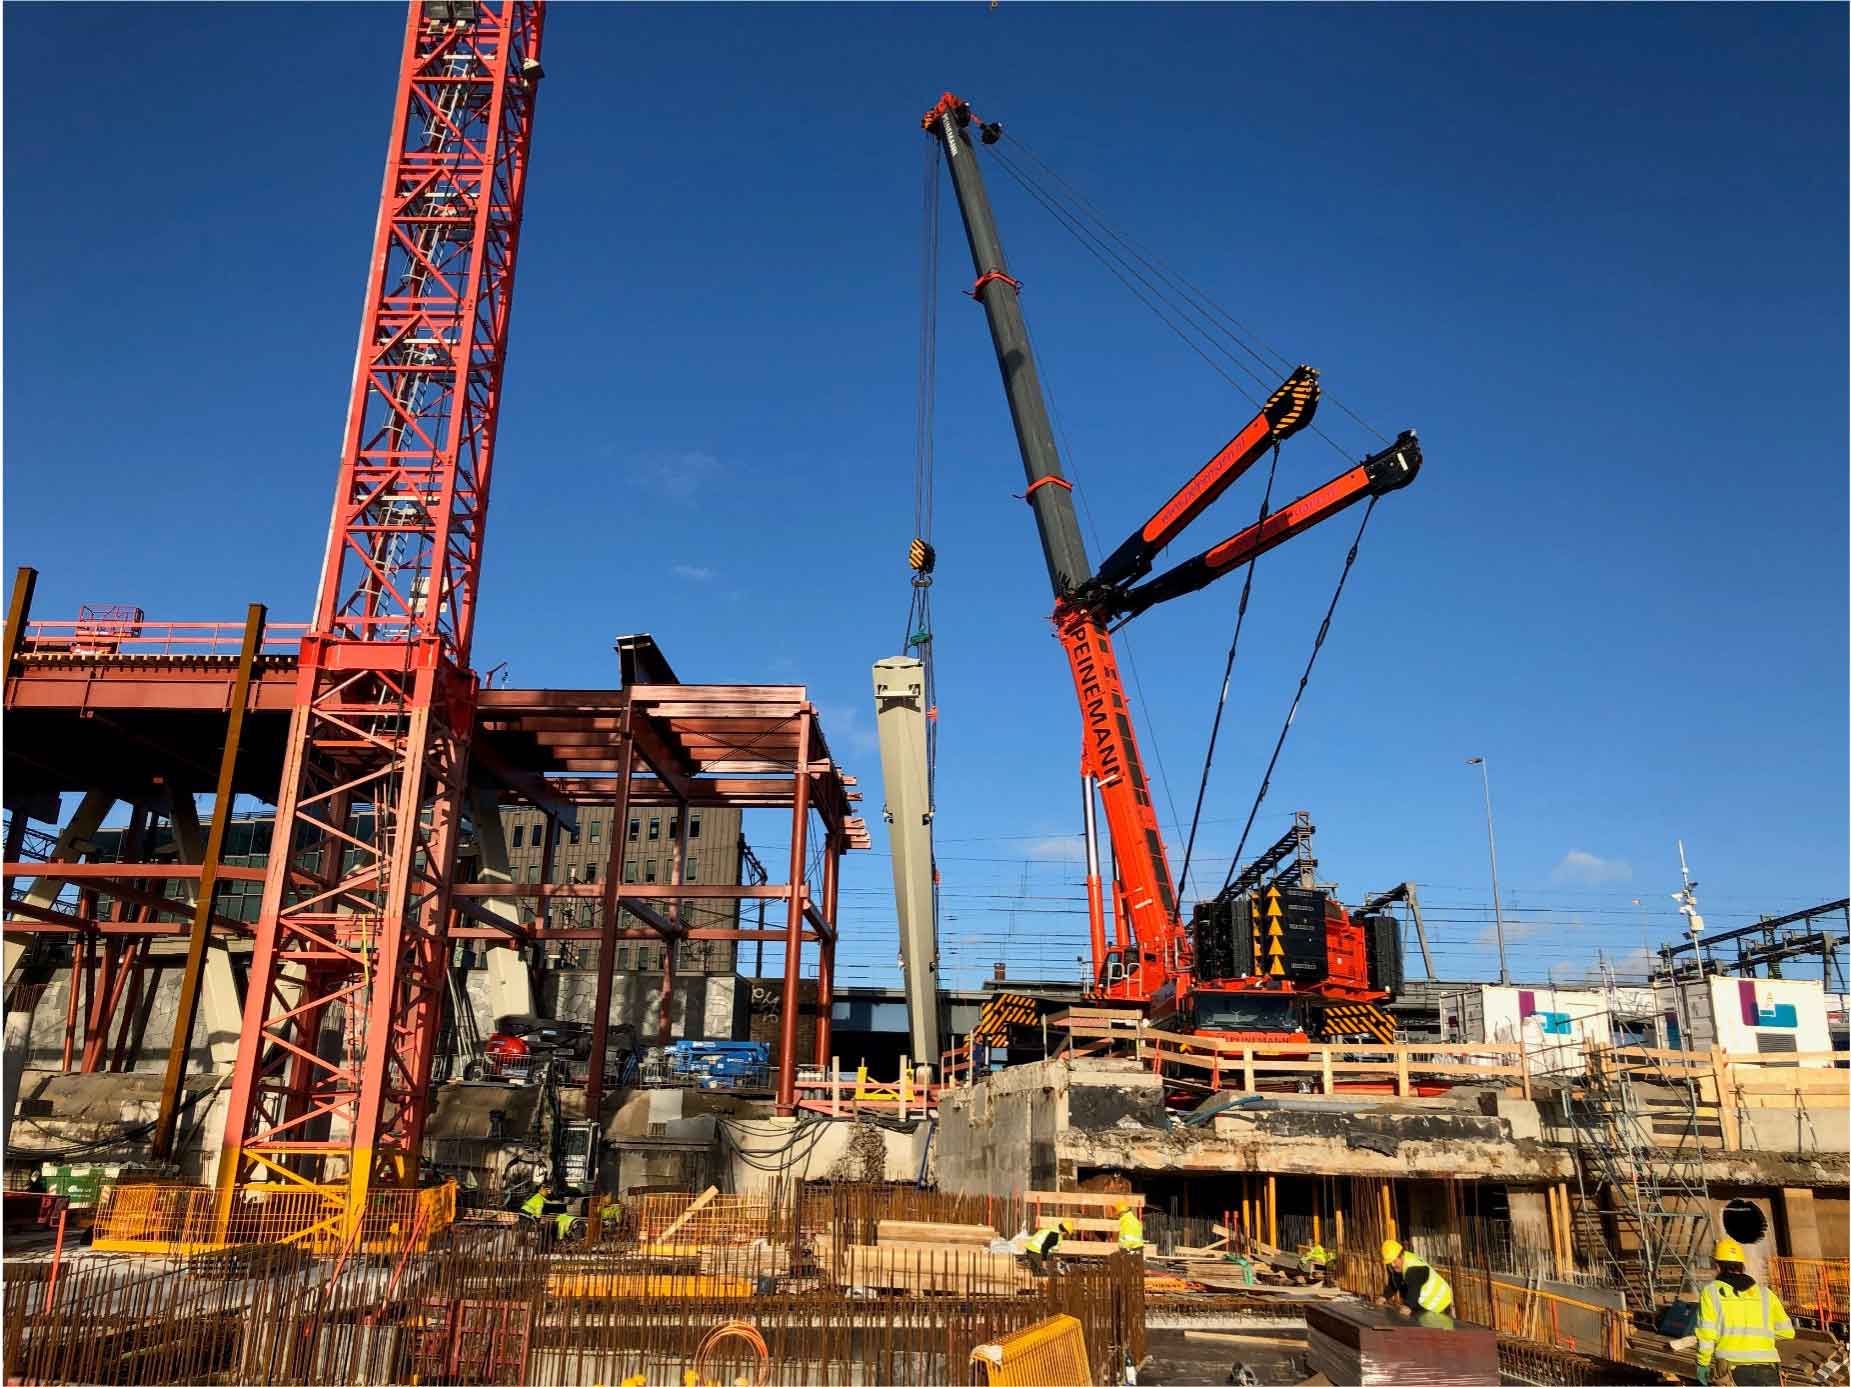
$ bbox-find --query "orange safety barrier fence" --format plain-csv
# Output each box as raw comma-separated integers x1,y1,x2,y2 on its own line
971,1313,1092,1387
1769,1256,1850,1327
91,1180,454,1255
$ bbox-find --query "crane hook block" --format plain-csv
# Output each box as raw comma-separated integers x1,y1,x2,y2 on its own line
909,538,936,573
1361,431,1422,495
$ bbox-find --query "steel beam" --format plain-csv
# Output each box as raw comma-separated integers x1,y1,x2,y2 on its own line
154,604,264,1158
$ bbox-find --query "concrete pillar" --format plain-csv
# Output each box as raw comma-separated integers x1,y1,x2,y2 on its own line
468,788,535,1022
4,790,114,1145
1780,1187,1823,1259
1506,1188,1554,1271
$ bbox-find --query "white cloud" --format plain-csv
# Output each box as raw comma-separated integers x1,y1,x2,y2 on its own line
817,703,879,758
633,449,723,501
1551,850,1633,886
671,563,715,582
1024,835,1084,863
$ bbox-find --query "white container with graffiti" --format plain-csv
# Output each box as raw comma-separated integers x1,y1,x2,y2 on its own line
1653,976,1832,1065
1438,985,1623,1076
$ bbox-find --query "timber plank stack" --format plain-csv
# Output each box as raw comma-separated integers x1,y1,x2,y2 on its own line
818,1229,1036,1296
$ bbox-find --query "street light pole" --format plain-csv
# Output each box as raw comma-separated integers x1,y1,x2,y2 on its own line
1466,756,1510,985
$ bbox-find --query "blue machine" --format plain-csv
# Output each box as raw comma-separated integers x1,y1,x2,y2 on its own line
656,1039,771,1091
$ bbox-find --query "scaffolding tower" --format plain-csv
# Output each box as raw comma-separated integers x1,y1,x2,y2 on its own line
1565,963,1716,1309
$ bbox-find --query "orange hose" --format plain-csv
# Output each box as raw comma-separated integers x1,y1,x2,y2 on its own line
692,1320,770,1387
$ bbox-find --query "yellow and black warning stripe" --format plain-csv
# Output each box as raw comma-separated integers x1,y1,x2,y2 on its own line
972,991,1042,1041
1316,1002,1397,1045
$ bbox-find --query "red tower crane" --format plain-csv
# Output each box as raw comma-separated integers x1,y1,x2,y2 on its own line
922,94,1420,1039
215,1,545,1231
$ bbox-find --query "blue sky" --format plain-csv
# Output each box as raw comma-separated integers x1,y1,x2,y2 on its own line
5,4,1845,991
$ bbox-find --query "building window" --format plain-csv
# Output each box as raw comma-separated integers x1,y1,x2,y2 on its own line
585,862,597,884
616,944,629,971
624,861,637,884
551,861,562,883
668,814,679,840
568,865,578,883
689,813,702,840
628,817,639,842
686,857,698,882
511,825,524,849
589,820,601,843
569,824,580,845
645,860,657,883
527,865,539,883
648,817,661,841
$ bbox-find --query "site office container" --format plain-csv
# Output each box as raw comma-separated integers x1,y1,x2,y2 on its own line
1653,976,1832,1064
1438,985,1624,1076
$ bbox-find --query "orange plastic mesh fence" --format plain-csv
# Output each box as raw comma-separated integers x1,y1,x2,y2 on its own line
971,1313,1092,1387
1769,1257,1850,1325
91,1181,454,1255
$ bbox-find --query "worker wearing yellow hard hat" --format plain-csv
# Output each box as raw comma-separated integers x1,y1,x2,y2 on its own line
1694,1236,1793,1385
1381,1238,1454,1322
1115,1200,1145,1254
1023,1218,1072,1273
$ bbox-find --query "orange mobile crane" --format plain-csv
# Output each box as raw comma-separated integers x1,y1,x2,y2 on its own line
922,94,1420,1044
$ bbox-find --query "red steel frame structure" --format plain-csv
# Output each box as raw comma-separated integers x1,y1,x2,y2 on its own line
1,620,867,1125
217,1,544,1226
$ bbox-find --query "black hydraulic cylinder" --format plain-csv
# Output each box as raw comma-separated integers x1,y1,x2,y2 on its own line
928,101,1094,596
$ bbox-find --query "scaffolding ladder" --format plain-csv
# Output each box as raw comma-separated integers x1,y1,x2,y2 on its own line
1565,966,1715,1309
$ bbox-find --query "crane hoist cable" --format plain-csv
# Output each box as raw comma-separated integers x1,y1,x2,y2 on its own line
1218,495,1380,894
903,132,944,942
976,121,1401,904
1174,441,1281,905
984,132,1392,461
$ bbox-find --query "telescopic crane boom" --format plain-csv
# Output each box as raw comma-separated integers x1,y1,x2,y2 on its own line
922,93,1422,1021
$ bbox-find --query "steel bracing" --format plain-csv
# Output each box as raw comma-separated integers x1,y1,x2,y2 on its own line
215,1,545,1228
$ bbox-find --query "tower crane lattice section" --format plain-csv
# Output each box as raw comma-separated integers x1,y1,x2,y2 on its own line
215,1,544,1230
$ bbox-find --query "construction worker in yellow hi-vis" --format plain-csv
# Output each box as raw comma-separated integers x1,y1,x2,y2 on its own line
1694,1236,1794,1385
1116,1200,1145,1253
1381,1239,1454,1324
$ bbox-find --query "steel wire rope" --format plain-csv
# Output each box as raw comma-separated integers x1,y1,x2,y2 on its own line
1219,497,1380,894
984,143,1273,410
994,130,1393,453
1174,443,1281,906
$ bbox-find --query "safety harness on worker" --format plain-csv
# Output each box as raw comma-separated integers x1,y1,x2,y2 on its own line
1696,1277,1795,1368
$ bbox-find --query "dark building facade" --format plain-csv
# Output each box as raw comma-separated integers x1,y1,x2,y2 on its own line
497,804,743,976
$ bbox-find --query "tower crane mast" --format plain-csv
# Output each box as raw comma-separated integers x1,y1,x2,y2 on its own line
216,0,544,1232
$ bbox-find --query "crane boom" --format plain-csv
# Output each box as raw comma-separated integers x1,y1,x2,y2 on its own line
925,94,1183,1001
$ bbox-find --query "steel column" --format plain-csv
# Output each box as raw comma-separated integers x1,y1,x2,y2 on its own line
154,603,265,1159
775,712,813,1114
3,567,36,679
584,704,635,1101
813,832,839,1068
